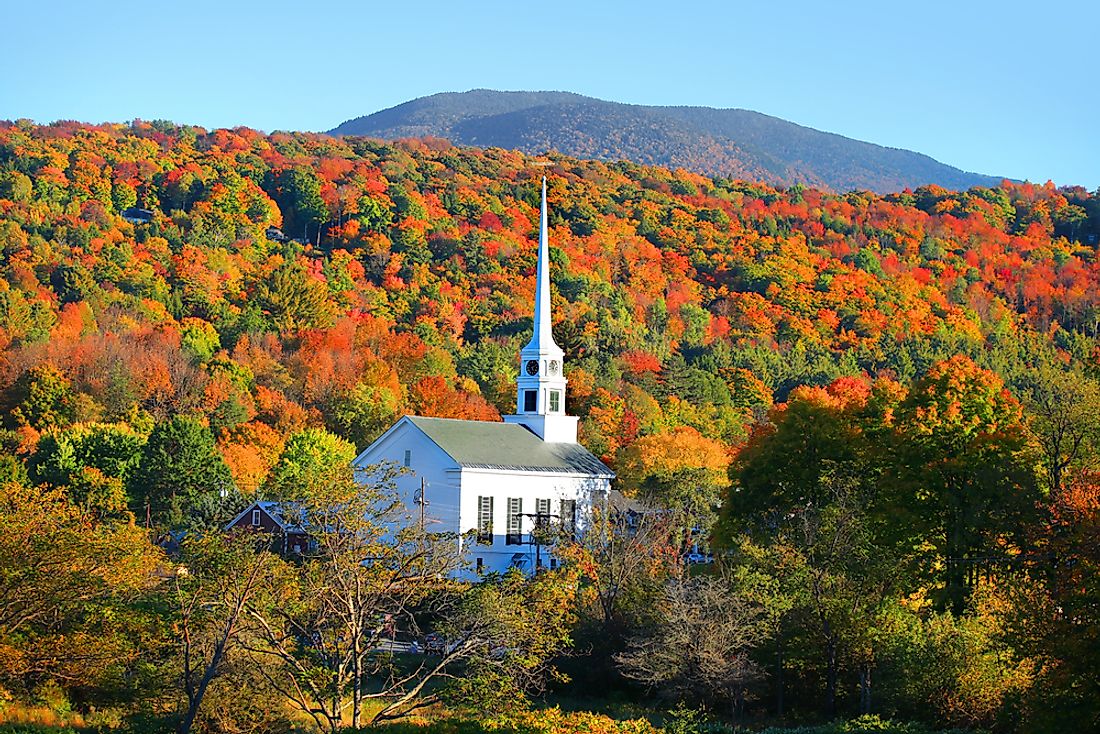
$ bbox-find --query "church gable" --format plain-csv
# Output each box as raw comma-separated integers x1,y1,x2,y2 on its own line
352,416,458,473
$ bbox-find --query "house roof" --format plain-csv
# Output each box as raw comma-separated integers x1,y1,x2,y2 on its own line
120,207,154,221
607,489,658,515
225,500,308,532
405,416,614,477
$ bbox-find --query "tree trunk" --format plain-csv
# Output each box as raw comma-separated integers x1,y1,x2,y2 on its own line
178,623,233,734
860,664,872,715
352,640,362,729
824,627,837,717
947,524,966,615
775,629,785,718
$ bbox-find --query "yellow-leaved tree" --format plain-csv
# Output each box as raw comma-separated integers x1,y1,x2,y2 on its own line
615,425,730,532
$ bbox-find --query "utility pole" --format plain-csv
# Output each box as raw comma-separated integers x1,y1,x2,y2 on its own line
415,478,428,531
520,511,560,573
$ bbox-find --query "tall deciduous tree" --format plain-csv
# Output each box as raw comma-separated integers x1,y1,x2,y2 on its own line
271,166,328,243
6,365,81,431
0,482,161,691
30,422,144,516
616,425,730,531
243,463,462,731
245,462,578,729
1018,364,1100,497
265,426,356,500
616,575,768,718
557,502,679,686
892,356,1041,613
1008,476,1100,732
438,566,581,711
253,257,338,332
721,377,901,531
173,532,282,734
724,465,904,718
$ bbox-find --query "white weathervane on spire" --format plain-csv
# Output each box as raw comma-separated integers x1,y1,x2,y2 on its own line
503,175,578,443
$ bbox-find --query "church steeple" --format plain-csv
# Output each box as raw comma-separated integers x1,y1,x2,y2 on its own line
503,176,578,443
526,177,560,355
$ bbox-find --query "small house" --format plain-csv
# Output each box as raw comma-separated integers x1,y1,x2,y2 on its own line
225,500,312,555
607,489,659,536
120,207,155,224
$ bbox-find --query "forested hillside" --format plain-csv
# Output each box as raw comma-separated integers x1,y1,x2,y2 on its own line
1,119,1096,471
2,118,1100,732
329,90,1004,193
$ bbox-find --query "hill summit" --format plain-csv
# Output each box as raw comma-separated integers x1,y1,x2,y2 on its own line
329,90,1002,194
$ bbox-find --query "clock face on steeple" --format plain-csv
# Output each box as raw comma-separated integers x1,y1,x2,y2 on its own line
525,359,540,376
548,359,560,376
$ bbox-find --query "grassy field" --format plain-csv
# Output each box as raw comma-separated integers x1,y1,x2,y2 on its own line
0,696,983,734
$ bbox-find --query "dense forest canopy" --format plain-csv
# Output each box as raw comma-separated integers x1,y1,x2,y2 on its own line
0,118,1097,473
1,118,1100,733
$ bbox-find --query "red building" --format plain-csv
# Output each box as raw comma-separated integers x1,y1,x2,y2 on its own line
224,501,312,556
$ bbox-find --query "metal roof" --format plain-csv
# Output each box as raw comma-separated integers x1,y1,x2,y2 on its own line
225,500,308,532
406,416,614,477
607,489,658,515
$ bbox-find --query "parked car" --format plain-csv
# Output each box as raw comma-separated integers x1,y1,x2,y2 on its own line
423,632,446,654
683,551,713,564
422,632,461,655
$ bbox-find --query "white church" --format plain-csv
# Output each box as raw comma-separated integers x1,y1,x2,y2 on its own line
352,178,614,576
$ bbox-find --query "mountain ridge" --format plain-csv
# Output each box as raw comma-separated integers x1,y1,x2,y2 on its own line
329,90,1003,194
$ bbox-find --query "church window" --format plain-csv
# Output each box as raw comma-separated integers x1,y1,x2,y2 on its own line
506,497,523,545
549,390,561,412
403,450,411,467
523,390,537,412
560,499,577,539
477,496,494,545
476,557,484,573
251,509,261,526
536,498,551,528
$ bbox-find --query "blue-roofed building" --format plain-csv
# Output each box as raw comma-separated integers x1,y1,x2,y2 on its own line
120,207,155,224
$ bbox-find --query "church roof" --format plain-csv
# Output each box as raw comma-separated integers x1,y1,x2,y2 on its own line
406,416,614,477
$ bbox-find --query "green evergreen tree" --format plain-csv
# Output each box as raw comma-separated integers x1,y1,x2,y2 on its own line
130,416,235,528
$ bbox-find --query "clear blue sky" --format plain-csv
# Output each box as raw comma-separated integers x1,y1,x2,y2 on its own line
3,0,1096,189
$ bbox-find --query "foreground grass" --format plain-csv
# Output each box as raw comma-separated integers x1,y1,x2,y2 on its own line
0,697,982,734
368,710,979,734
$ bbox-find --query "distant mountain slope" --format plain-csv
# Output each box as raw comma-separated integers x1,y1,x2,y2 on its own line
329,90,1002,194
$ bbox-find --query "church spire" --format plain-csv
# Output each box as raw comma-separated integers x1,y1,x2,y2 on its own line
527,177,559,353
503,174,577,443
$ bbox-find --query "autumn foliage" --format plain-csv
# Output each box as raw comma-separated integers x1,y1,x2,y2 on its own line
0,120,1097,488
0,119,1099,731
